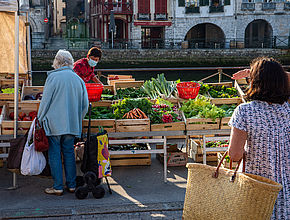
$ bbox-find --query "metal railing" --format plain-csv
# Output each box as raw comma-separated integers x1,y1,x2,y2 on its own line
31,36,290,50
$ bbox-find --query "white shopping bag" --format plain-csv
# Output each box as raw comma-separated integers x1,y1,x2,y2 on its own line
20,118,46,176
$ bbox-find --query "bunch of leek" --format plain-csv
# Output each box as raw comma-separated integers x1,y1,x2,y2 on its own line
142,73,178,99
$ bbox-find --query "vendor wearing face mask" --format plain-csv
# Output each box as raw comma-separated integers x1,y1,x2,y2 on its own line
73,47,103,84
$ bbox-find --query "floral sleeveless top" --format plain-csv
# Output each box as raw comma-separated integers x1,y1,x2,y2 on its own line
229,100,289,220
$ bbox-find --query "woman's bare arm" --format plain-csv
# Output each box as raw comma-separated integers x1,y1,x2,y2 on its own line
228,127,247,161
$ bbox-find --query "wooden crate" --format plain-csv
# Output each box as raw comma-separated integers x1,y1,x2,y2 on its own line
210,97,242,105
185,118,220,130
91,100,113,107
108,78,135,87
151,121,185,131
0,78,25,88
157,151,187,167
206,82,243,105
110,154,151,166
116,119,150,132
21,86,43,102
220,117,231,129
0,79,24,101
189,139,217,162
82,119,115,134
113,81,144,95
234,80,247,103
0,102,39,135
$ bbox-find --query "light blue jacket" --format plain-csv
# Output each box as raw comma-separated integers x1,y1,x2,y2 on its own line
37,66,89,137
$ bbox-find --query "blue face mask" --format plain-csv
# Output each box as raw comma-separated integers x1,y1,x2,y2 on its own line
88,59,98,67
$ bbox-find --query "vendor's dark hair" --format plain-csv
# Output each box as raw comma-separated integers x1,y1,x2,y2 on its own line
245,57,289,104
87,47,102,59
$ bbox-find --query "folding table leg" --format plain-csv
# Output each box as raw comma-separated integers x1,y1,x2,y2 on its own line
163,136,167,183
203,135,207,165
8,173,18,190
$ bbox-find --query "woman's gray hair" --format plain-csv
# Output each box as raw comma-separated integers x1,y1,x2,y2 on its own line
52,49,74,69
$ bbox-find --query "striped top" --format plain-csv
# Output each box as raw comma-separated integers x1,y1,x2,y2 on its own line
229,100,290,220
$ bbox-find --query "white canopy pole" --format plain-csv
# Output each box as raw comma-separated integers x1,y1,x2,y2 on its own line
12,10,19,189
26,12,32,85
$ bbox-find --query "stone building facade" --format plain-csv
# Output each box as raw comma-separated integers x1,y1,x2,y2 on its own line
127,0,290,49
162,0,290,49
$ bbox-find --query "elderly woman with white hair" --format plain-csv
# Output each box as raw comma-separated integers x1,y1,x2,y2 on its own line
37,50,89,196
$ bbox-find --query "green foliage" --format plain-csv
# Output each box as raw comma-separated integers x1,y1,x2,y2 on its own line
142,73,178,99
219,104,237,117
114,87,148,99
1,88,20,94
112,98,153,119
85,106,114,119
180,95,225,120
198,83,239,98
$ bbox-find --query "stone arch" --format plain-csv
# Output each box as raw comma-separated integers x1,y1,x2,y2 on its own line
245,19,273,48
66,18,87,38
185,23,225,48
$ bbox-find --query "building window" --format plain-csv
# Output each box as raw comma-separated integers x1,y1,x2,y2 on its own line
62,8,66,16
179,0,185,6
224,0,230,5
138,0,150,13
186,0,199,7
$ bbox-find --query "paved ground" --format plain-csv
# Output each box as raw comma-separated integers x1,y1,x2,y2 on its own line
0,155,188,220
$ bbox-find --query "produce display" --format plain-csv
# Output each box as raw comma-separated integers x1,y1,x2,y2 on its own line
1,88,20,94
114,87,147,99
150,99,182,124
8,111,37,121
122,108,148,119
109,143,148,151
84,106,114,119
206,140,229,148
180,95,226,120
142,74,179,99
101,89,114,100
112,98,153,119
219,104,237,117
199,83,239,98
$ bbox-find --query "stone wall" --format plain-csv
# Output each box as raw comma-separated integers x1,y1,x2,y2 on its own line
31,48,290,70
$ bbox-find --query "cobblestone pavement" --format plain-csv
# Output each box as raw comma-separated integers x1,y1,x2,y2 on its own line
9,210,183,220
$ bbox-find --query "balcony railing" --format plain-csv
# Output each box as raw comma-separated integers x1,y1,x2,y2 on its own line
209,5,224,13
241,3,255,11
154,13,168,20
137,13,151,20
262,2,276,10
185,6,200,13
100,2,133,14
284,2,290,10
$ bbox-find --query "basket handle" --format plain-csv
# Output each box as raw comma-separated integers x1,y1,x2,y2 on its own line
212,150,246,182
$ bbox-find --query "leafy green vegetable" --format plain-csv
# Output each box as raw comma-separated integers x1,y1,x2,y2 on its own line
84,106,114,119
114,87,147,99
142,73,178,99
180,95,225,120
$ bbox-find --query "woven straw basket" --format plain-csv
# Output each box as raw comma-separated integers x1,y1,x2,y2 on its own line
183,163,282,220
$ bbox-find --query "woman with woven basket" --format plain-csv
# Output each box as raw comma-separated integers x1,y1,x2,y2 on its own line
229,57,289,219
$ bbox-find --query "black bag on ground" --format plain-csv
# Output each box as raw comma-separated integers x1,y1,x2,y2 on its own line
7,132,29,173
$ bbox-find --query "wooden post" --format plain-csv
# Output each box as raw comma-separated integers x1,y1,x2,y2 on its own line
218,69,223,83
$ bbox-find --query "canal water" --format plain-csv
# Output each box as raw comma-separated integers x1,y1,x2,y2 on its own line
32,68,238,86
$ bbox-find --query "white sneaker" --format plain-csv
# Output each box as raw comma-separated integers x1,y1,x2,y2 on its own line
45,187,63,196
